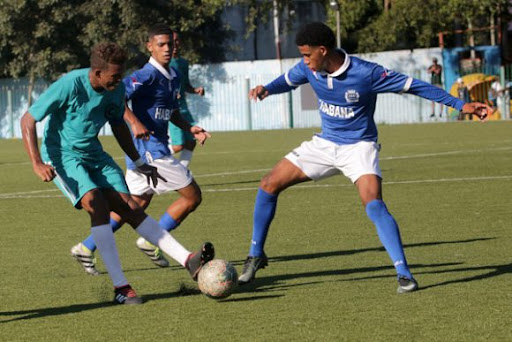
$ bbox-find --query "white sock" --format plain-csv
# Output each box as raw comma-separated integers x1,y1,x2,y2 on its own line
179,149,193,168
90,224,128,287
135,216,190,267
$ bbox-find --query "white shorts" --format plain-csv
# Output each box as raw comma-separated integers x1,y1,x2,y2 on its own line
125,156,193,196
285,135,382,183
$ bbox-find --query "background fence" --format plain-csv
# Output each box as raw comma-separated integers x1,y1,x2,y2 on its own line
1,47,510,139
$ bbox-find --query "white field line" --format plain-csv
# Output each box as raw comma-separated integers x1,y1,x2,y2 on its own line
3,145,512,168
1,174,511,199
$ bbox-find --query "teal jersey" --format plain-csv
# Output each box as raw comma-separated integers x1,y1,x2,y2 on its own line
169,57,189,111
29,68,125,161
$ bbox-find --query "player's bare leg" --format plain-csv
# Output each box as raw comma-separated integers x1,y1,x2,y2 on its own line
135,180,202,267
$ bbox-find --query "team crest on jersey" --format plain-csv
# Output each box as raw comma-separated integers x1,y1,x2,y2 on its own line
345,89,360,103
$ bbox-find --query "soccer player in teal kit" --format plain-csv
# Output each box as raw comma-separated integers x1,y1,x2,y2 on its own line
21,42,213,304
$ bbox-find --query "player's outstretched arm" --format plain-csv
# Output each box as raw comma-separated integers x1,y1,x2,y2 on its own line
170,109,211,146
111,122,166,187
249,85,269,101
20,112,56,182
461,102,493,121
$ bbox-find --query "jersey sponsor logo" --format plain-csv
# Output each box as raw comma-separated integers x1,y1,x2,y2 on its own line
344,89,360,103
319,99,355,119
155,107,172,120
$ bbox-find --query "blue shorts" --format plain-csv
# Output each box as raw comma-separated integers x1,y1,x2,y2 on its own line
46,152,129,208
169,109,196,146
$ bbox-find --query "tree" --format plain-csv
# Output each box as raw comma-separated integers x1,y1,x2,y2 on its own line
0,0,85,105
355,0,509,53
0,0,231,105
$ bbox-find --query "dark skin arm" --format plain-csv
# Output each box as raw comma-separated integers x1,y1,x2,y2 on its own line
169,109,211,146
20,112,56,182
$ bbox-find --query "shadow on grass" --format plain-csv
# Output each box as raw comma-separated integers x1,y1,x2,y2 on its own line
229,237,495,266
419,262,512,290
0,287,199,324
0,301,113,324
235,262,462,293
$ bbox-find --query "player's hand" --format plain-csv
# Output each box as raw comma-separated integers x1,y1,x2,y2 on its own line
130,121,152,140
194,87,205,96
136,164,167,187
249,85,269,101
461,102,493,121
33,162,56,182
190,125,211,146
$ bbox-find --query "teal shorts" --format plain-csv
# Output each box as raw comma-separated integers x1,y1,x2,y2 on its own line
46,152,129,208
169,109,196,146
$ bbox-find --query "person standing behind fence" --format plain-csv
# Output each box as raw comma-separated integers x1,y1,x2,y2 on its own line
168,31,205,168
488,76,504,114
428,57,444,118
456,78,471,120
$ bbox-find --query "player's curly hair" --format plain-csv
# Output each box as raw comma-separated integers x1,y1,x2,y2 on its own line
295,22,335,49
90,42,127,69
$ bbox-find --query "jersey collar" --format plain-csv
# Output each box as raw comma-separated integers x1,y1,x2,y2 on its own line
323,48,350,77
149,57,177,80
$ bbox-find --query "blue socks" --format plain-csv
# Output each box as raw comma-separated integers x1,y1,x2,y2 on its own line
82,218,123,252
249,188,278,257
159,212,179,232
366,199,413,279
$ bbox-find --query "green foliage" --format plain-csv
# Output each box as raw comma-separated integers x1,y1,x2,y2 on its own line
0,0,229,80
355,0,508,52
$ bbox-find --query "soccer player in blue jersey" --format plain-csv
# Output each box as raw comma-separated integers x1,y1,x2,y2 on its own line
21,42,213,305
168,31,205,167
71,24,213,276
238,22,491,293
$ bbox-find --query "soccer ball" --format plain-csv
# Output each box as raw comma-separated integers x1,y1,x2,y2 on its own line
197,259,238,299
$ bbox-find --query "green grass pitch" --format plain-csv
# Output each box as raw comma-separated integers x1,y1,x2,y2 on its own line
0,121,511,341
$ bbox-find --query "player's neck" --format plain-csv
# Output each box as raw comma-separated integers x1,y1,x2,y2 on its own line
151,56,170,70
88,70,104,92
324,49,344,74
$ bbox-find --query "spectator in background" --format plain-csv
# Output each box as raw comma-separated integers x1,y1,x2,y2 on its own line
456,78,471,120
488,76,504,113
428,57,444,118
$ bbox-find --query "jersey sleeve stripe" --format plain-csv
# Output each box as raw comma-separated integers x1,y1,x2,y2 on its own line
401,77,413,93
284,71,299,87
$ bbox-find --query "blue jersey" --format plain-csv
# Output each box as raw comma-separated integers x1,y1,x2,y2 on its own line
266,50,464,145
123,57,181,169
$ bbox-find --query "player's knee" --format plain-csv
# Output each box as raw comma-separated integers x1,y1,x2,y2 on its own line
186,193,202,212
172,145,184,153
121,206,146,227
81,191,110,221
259,174,279,194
